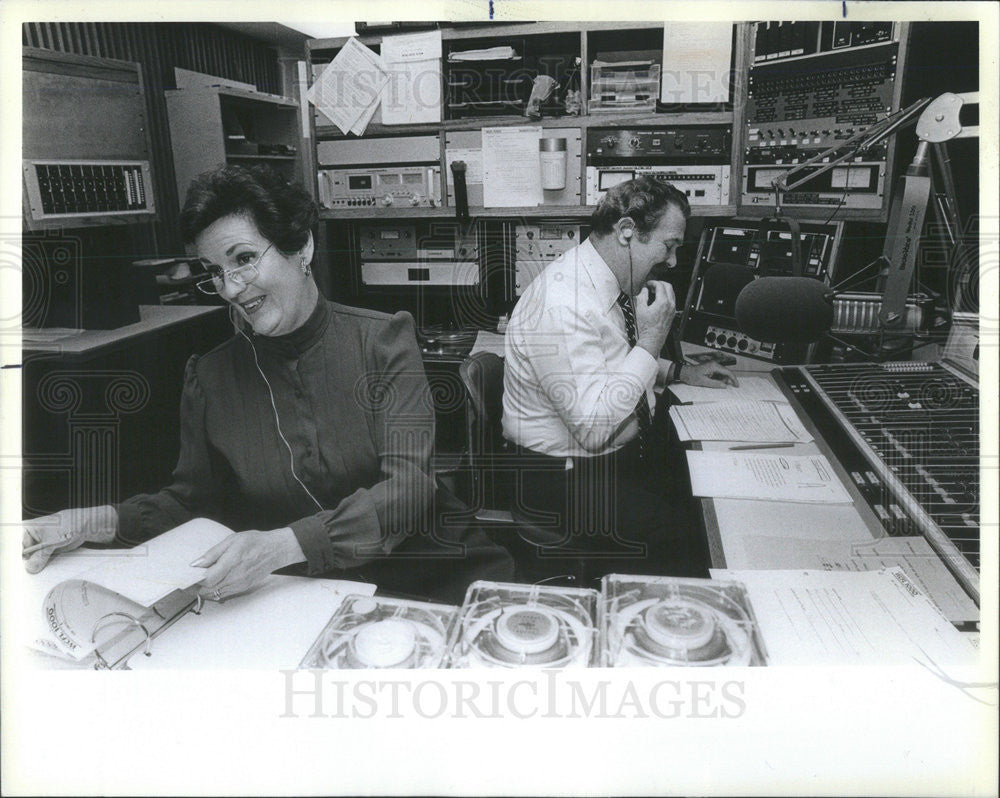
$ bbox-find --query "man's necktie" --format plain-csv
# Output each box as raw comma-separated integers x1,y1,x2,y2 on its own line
617,292,652,458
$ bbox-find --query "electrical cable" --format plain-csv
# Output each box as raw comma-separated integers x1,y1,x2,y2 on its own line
239,326,325,513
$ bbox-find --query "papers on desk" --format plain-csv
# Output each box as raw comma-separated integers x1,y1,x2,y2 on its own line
670,399,812,443
668,375,787,405
738,535,980,625
307,37,388,135
687,451,852,504
469,330,506,358
709,567,977,665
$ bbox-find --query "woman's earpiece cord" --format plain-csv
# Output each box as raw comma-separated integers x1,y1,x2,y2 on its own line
239,327,325,513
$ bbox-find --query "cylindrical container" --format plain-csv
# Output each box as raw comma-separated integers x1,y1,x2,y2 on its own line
539,137,568,190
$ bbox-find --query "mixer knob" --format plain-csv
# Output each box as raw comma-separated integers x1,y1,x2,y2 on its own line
382,195,393,206
629,137,640,148
604,136,618,148
410,193,420,206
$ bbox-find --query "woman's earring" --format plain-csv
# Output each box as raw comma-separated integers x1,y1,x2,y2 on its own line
301,258,311,276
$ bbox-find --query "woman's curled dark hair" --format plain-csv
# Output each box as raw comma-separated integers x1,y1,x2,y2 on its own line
179,164,318,255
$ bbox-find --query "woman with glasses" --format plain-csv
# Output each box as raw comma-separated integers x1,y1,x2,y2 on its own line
22,165,513,604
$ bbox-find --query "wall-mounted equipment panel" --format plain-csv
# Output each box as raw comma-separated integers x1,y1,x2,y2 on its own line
511,221,586,296
22,47,157,230
23,160,154,222
740,22,907,217
317,136,442,209
356,220,481,288
585,125,732,205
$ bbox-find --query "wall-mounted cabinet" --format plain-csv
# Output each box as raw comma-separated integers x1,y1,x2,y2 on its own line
306,22,745,221
165,86,301,207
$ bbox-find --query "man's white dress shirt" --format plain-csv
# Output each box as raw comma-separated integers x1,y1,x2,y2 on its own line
502,237,674,458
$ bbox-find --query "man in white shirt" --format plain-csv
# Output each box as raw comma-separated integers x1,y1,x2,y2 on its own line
502,176,737,584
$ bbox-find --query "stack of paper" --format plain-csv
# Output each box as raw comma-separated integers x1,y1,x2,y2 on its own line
737,535,980,625
669,399,812,443
710,567,977,666
307,38,388,136
687,450,852,504
668,375,787,404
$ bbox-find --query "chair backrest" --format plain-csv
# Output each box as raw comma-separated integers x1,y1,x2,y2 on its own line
458,352,507,509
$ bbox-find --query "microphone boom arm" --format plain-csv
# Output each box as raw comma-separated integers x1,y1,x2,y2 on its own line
772,96,934,200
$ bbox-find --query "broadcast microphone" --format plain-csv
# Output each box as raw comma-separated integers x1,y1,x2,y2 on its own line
734,277,834,343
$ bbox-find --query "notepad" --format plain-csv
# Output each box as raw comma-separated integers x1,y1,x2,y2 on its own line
687,450,853,504
669,400,813,442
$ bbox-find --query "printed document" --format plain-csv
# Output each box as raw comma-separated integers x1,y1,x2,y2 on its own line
307,37,388,135
380,31,442,125
738,534,980,624
668,375,787,404
711,567,976,665
482,126,544,207
687,451,852,503
669,399,812,442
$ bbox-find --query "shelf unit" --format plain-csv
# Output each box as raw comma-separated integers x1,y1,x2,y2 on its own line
165,85,301,206
306,22,747,221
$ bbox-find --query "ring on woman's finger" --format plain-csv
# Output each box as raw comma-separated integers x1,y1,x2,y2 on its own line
212,588,222,601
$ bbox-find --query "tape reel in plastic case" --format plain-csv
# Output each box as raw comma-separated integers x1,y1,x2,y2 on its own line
600,575,767,667
447,581,599,668
300,595,459,670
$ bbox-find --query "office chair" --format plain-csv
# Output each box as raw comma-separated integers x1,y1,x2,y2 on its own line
458,352,588,587
457,352,514,523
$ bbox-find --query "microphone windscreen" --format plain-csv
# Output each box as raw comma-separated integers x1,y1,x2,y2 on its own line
734,277,833,343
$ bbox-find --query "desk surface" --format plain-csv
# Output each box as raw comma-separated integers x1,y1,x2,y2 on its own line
697,368,883,570
21,304,226,359
695,367,978,624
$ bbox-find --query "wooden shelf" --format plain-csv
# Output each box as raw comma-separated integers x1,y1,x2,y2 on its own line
318,204,737,221
307,21,667,53
225,154,297,161
314,109,734,141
